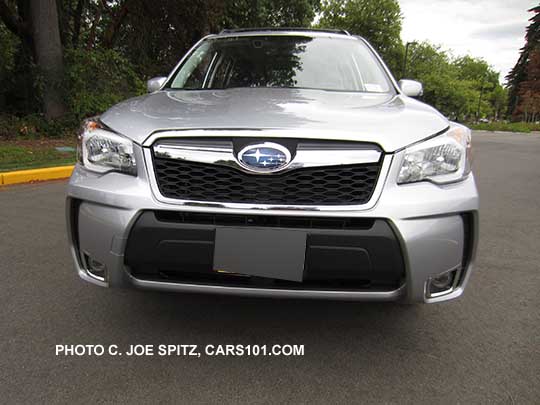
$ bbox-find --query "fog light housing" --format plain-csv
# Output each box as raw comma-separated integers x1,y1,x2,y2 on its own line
84,254,107,281
426,268,460,298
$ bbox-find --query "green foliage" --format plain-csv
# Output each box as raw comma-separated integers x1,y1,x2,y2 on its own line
317,0,404,74
0,113,78,139
404,42,507,121
468,121,537,133
222,0,320,28
0,24,43,114
506,5,540,119
117,0,321,79
0,0,519,139
0,25,16,110
490,85,508,118
116,0,226,79
0,24,17,76
63,48,145,119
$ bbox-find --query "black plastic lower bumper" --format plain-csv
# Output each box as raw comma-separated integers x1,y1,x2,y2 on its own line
124,211,405,291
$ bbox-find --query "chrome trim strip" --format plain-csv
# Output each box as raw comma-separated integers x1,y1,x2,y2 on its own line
128,275,406,301
81,250,107,283
152,138,382,174
425,266,462,299
291,148,381,170
143,129,380,147
216,30,355,40
71,247,108,287
143,145,392,212
153,142,235,164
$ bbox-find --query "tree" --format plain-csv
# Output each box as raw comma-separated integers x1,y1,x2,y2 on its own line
317,0,403,75
115,0,224,78
514,48,540,122
0,0,322,118
113,0,321,78
222,0,320,28
29,0,66,119
506,5,540,120
454,55,504,119
0,22,16,79
0,23,17,108
490,84,508,120
404,42,505,121
0,0,509,126
84,0,132,50
0,0,66,119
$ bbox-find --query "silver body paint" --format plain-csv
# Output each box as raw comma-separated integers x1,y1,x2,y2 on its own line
66,30,479,303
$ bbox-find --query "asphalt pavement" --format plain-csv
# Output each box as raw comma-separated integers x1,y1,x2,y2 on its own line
1,131,539,404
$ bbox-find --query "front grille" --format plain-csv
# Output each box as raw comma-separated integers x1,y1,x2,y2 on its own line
154,211,376,229
152,158,381,206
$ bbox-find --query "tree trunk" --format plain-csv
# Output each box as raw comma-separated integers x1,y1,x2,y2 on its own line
29,0,66,119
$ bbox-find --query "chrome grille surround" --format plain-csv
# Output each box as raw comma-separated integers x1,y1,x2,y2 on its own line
143,130,392,212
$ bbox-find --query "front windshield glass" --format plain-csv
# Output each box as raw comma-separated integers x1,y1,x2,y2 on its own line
168,35,393,93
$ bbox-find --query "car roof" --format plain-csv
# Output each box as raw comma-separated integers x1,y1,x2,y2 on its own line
214,27,356,40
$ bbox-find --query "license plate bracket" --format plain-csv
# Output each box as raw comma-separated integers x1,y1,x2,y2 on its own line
213,227,306,282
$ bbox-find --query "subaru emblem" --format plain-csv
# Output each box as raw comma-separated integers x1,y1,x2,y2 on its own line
238,142,291,173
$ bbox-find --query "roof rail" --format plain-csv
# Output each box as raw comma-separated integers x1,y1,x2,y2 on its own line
218,27,351,36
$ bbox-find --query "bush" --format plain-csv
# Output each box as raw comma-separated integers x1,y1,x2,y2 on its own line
0,25,43,115
0,49,145,139
468,121,540,133
64,48,145,119
0,113,79,139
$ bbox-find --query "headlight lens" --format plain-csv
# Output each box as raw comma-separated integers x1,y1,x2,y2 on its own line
397,125,472,184
77,119,136,175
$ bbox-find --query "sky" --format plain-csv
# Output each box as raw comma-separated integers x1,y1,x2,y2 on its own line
399,0,537,84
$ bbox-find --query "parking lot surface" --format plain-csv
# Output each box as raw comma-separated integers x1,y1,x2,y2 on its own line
1,131,539,403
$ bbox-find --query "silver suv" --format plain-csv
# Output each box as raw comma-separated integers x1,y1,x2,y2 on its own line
67,29,479,303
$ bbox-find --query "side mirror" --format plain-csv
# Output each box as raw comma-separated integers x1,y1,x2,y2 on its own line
147,76,167,93
398,79,423,97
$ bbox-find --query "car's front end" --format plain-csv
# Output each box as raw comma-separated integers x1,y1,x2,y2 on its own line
66,29,479,303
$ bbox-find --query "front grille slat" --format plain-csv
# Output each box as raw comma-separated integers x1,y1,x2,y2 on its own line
154,211,375,230
153,154,381,206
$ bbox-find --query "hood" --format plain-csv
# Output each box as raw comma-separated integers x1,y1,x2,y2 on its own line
100,88,449,152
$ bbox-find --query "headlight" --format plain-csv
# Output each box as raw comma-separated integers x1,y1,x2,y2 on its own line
397,124,472,184
77,119,137,175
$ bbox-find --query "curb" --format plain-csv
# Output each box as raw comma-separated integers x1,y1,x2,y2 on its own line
0,165,74,186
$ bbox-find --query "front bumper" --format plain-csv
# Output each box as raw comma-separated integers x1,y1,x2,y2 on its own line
66,147,479,303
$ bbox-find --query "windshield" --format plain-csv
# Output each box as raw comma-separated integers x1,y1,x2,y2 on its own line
167,35,393,93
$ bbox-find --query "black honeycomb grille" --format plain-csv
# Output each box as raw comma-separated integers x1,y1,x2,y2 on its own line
153,158,381,206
